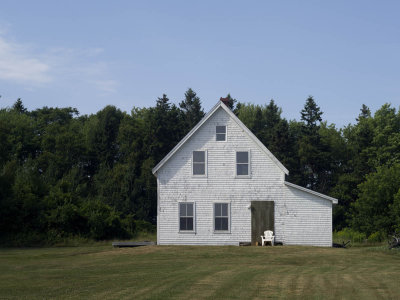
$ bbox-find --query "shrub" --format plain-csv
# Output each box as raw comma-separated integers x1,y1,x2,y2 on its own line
82,199,130,240
334,228,367,244
121,214,136,237
134,220,156,234
368,231,385,243
0,231,47,247
352,164,400,236
47,203,88,235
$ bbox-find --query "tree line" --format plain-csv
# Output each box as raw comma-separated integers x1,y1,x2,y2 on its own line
1,89,399,245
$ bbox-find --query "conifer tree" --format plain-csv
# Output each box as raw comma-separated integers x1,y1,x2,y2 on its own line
179,88,204,132
297,96,325,190
300,96,323,131
12,98,27,114
356,104,371,121
224,93,237,111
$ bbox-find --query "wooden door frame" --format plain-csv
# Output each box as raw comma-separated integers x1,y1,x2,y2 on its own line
251,201,275,245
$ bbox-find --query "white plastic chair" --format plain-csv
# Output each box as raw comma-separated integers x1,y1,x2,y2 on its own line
261,230,275,246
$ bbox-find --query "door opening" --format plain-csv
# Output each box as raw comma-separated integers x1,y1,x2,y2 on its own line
251,201,274,245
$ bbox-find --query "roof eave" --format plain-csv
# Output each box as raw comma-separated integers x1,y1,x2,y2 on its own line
153,100,290,176
218,104,289,175
284,181,338,204
152,101,223,175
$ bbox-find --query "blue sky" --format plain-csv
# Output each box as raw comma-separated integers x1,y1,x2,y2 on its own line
0,1,399,127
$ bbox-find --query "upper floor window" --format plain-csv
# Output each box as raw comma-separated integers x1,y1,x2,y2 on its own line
193,151,206,175
216,125,226,141
236,151,249,176
179,202,194,231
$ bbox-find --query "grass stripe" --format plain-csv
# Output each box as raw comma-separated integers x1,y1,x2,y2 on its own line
0,245,399,299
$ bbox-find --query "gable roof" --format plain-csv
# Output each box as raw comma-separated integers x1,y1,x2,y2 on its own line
152,101,289,175
284,181,338,204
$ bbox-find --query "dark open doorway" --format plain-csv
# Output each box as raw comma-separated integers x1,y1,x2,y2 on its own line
251,201,275,245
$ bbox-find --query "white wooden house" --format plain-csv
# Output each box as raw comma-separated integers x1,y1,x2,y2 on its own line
152,100,338,247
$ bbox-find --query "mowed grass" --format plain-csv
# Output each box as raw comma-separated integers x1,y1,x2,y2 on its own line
0,245,399,299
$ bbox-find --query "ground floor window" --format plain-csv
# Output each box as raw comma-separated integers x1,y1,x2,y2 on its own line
179,202,194,231
214,203,229,231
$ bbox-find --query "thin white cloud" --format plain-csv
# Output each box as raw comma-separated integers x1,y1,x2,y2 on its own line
0,32,117,94
0,37,51,84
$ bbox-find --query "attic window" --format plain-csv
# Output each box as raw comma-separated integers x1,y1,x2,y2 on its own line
216,125,226,141
236,151,249,176
193,151,206,175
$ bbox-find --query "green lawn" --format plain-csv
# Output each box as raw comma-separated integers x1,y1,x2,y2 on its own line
0,244,399,299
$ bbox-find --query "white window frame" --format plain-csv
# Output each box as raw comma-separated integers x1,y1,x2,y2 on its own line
216,125,227,142
235,150,251,178
213,202,231,233
192,150,207,177
178,202,195,233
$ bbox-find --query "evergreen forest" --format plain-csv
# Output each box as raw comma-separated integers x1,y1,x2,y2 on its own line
1,89,400,245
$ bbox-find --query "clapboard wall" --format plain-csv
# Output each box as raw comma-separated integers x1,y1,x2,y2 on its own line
155,106,334,247
282,185,333,246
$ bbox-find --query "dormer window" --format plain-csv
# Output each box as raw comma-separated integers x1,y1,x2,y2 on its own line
216,125,226,141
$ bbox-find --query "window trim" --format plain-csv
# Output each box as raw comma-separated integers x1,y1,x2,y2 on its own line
213,202,231,233
178,202,196,233
235,150,251,178
216,125,227,142
192,150,207,177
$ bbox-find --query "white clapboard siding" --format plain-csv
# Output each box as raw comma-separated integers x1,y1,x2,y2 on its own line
281,185,333,247
155,105,335,247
